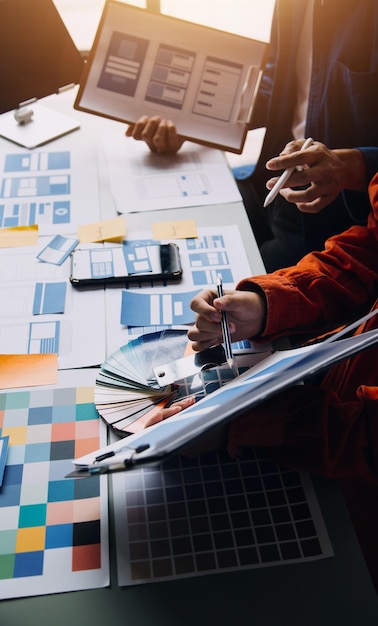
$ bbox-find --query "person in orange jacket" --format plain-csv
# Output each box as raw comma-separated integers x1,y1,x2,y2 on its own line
187,171,378,588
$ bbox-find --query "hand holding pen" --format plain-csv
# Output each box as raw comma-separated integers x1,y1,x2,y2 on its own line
263,138,363,213
264,137,314,207
188,286,267,356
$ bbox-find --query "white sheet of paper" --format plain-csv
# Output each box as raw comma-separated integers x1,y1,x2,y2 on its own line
0,240,106,369
101,128,241,213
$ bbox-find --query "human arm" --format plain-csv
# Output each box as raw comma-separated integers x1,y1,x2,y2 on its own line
125,115,185,154
188,221,378,348
188,234,375,351
229,172,378,482
238,217,378,342
190,173,378,347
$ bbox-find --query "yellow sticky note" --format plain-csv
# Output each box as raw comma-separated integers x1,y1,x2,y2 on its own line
0,354,58,389
0,225,39,248
152,220,197,240
77,216,127,243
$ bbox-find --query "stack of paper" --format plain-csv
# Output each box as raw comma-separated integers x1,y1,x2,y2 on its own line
94,330,190,436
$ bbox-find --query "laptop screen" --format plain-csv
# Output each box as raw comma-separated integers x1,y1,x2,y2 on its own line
0,0,85,114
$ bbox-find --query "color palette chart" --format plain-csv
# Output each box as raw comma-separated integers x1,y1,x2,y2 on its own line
113,447,333,585
0,385,109,599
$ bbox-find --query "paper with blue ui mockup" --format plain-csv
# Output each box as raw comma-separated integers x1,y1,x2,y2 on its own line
120,290,198,326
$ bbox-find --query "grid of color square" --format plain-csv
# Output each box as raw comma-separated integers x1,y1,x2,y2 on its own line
0,386,109,599
113,448,333,585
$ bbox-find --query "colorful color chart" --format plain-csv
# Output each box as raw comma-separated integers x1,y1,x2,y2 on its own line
0,386,109,599
113,447,333,585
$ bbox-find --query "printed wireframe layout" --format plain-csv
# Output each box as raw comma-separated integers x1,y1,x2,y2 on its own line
75,1,267,153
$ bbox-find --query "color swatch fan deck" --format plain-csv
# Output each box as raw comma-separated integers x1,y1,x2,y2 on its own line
94,329,257,437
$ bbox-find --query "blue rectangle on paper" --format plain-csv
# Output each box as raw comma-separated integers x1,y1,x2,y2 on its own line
122,241,153,275
186,235,225,251
4,154,31,172
51,235,66,250
49,177,70,195
122,240,156,275
43,283,66,314
46,523,73,549
4,216,18,227
28,321,60,354
29,202,37,224
52,201,70,224
33,283,43,313
192,268,233,286
4,151,70,173
37,235,78,265
120,290,196,326
189,251,229,267
14,551,44,578
48,152,70,170
33,282,66,315
0,436,10,487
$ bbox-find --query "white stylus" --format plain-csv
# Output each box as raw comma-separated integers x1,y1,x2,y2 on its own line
263,137,314,207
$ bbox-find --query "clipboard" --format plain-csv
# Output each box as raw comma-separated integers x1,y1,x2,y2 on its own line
74,1,268,154
69,312,378,477
0,101,80,149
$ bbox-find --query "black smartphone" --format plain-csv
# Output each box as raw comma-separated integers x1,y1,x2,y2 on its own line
69,242,182,287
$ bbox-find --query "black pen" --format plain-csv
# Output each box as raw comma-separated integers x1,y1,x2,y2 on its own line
216,275,239,377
